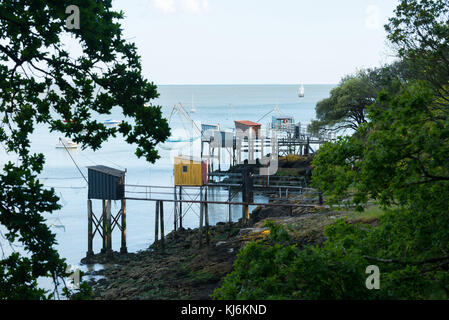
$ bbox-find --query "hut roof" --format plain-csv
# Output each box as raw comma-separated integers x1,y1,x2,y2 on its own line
234,120,261,127
87,165,126,177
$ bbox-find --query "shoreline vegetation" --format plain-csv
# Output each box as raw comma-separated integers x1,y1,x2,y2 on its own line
84,204,383,300
83,155,383,300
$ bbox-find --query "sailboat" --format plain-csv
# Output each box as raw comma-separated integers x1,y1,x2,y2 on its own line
190,94,196,113
298,83,305,98
104,119,121,126
56,138,78,149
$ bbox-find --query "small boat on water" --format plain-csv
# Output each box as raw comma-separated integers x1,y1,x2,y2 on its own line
190,94,196,113
56,138,78,149
298,84,305,98
104,119,121,126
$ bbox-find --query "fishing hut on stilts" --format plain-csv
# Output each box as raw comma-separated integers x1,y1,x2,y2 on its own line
172,155,210,247
85,165,127,258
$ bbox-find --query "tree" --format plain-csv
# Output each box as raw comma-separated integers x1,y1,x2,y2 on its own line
212,221,378,300
308,69,378,135
385,0,449,97
310,0,449,297
216,81,449,300
0,0,170,299
215,0,449,300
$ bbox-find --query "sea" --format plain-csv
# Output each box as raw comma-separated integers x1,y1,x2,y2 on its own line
0,84,334,285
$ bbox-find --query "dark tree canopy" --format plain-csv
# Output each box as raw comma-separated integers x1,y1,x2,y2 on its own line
385,0,449,96
0,0,170,299
308,69,378,134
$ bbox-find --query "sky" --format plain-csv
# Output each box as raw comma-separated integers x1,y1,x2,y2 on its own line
112,0,400,85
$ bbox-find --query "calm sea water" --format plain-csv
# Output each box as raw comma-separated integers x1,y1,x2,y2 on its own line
0,84,334,269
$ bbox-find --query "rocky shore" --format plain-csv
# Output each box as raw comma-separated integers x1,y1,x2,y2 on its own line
81,202,354,300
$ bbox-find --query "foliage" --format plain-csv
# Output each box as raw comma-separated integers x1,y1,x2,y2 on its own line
214,215,449,300
213,221,384,300
62,281,93,300
309,0,449,299
308,69,379,135
386,0,449,94
0,0,170,299
215,0,449,300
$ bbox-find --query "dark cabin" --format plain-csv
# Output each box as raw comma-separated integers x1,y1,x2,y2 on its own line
87,165,126,200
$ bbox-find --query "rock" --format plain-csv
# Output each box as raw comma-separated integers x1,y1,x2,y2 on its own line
238,228,266,236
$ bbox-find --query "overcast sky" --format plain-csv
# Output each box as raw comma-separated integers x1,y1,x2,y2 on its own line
112,0,400,85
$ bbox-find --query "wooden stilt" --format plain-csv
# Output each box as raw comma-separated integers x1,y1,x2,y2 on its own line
106,200,112,253
173,186,177,232
87,199,94,258
242,204,249,225
205,188,210,245
101,200,107,253
160,201,165,253
120,199,127,254
154,200,159,249
179,186,183,229
199,186,203,247
228,188,232,223
218,147,221,171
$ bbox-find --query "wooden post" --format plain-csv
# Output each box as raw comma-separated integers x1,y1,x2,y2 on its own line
228,187,232,223
106,200,112,253
242,204,249,225
154,200,159,249
211,147,215,172
173,186,178,232
199,186,203,247
218,147,221,171
160,200,165,253
179,186,183,229
87,199,94,258
120,199,127,254
101,200,107,253
201,140,203,159
232,138,236,166
205,188,210,245
208,144,212,172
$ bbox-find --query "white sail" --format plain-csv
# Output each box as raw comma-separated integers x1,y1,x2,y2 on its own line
190,94,196,113
298,84,305,98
